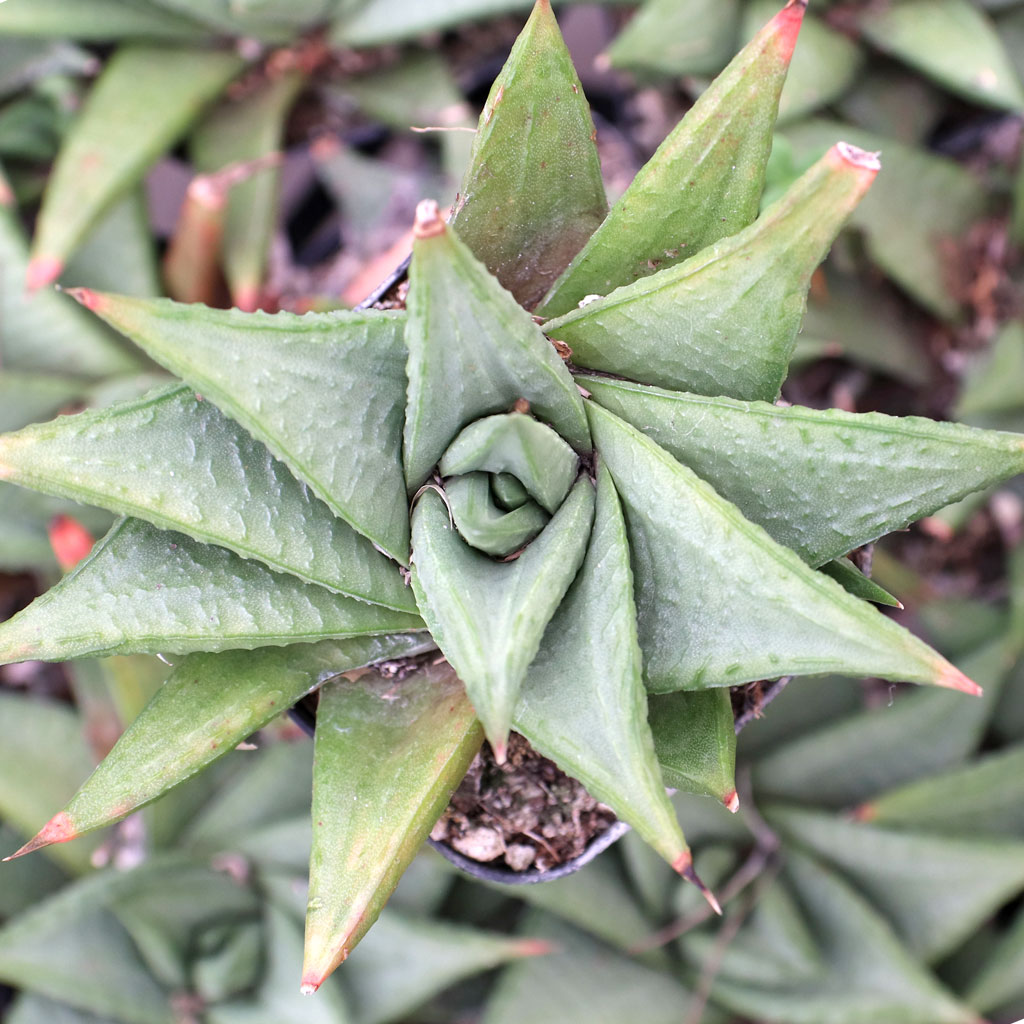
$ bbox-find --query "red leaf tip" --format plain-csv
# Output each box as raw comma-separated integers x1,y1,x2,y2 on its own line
3,811,77,861
414,199,445,239
723,789,740,813
832,141,881,174
25,256,64,293
673,851,723,915
48,515,94,572
299,981,319,996
935,661,983,697
64,287,105,313
771,0,808,63
513,938,558,958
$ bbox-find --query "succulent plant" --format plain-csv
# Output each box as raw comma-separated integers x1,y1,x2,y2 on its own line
4,0,1024,997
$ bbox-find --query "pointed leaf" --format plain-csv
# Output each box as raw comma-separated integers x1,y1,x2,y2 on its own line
782,119,987,322
745,3,864,124
0,383,415,609
582,375,1024,567
548,143,878,401
0,177,140,377
67,292,413,562
538,0,805,318
513,462,687,868
685,852,976,1024
209,903,353,1024
0,693,102,874
30,46,244,287
345,910,551,1024
859,0,1024,111
0,868,178,1024
857,743,1024,837
411,478,594,757
449,0,606,308
821,558,902,608
482,911,695,1024
440,414,579,513
605,0,741,77
0,517,423,663
769,804,1024,962
647,688,738,807
0,0,210,40
7,634,433,857
754,636,1012,807
964,900,1024,1013
404,202,590,490
302,664,483,991
191,71,306,310
588,402,976,695
445,473,548,556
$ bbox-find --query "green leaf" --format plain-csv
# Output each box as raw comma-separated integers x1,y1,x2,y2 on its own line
481,911,696,1024
0,517,423,663
548,143,878,401
0,39,97,101
191,71,306,310
647,688,737,806
768,804,1024,962
588,402,977,695
0,693,101,874
29,46,244,287
60,189,162,299
858,0,1024,110
0,178,141,377
782,120,988,321
208,903,353,1024
5,634,433,859
856,743,1024,836
753,636,1013,807
581,375,1024,567
0,867,180,1024
302,663,483,991
745,3,863,124
0,0,210,40
605,0,741,77
345,910,552,1024
449,0,606,309
445,473,548,556
513,462,688,868
65,293,413,562
330,0,534,48
411,478,594,758
956,320,1024,421
0,824,67,919
964,899,1024,1013
403,204,590,491
440,414,579,513
0,372,86,434
0,383,415,609
537,0,805,318
821,558,902,608
6,994,115,1024
683,852,976,1024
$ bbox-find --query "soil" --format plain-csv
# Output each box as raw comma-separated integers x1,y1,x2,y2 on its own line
430,732,618,872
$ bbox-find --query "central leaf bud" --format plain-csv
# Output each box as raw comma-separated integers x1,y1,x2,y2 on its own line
439,412,581,558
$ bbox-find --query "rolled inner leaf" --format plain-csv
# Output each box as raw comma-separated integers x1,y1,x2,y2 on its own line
440,413,580,558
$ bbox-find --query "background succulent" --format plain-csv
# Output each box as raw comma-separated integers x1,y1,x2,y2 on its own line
3,0,1024,1021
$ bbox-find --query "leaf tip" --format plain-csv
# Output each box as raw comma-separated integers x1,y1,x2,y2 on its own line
513,938,558,957
490,735,509,765
723,789,740,813
48,515,93,572
673,851,722,915
937,663,983,697
771,0,808,62
5,811,77,860
233,284,261,313
299,979,320,996
851,801,876,822
25,255,64,293
414,199,445,239
831,141,881,175
64,286,106,313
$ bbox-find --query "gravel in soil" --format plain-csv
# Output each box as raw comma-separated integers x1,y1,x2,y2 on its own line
430,732,617,872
